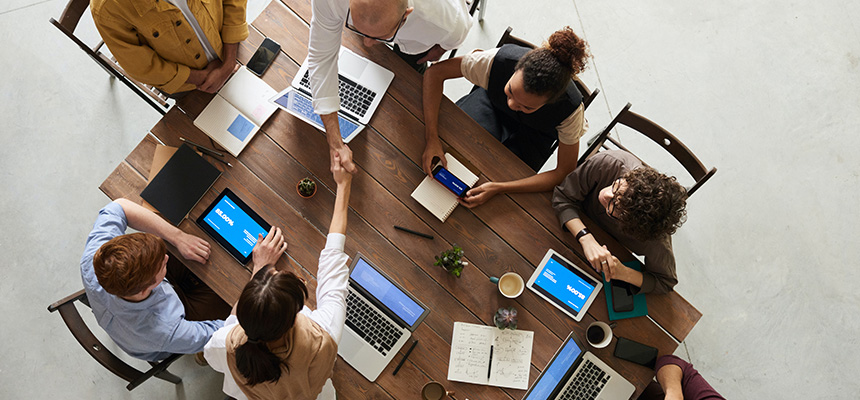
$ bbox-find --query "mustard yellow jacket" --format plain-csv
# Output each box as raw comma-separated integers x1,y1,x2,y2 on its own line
91,0,248,94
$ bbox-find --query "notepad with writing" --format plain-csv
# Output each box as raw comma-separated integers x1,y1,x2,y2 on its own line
411,153,479,222
447,322,533,390
193,67,278,157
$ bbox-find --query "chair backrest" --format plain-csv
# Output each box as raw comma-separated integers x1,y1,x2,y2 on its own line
49,0,170,114
47,289,182,390
496,27,600,110
578,102,717,197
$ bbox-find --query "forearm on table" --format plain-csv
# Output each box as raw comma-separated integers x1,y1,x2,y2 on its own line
491,168,568,195
422,58,463,142
656,363,685,397
114,198,183,246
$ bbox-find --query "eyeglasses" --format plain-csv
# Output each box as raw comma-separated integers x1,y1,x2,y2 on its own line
344,8,407,44
606,179,623,220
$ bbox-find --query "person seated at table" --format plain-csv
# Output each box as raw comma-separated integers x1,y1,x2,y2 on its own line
204,154,353,400
81,199,230,363
421,26,591,208
91,0,249,95
552,150,688,294
308,0,473,174
640,355,726,400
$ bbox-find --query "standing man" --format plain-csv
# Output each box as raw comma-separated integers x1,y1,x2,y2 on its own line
91,0,249,94
308,0,472,172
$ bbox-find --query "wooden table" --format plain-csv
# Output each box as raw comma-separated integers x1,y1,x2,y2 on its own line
100,0,701,398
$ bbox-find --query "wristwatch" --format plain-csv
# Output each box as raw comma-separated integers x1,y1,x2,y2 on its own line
575,228,591,241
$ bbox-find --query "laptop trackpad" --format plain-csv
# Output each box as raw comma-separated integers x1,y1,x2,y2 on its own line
338,330,363,360
338,50,368,79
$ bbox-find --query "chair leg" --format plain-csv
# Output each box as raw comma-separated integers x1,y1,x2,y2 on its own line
478,0,486,21
153,370,182,384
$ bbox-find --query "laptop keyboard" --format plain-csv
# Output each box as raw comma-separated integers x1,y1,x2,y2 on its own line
300,71,376,118
345,290,403,356
558,359,610,400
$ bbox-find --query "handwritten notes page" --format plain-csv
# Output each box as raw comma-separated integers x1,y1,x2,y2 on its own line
447,322,534,390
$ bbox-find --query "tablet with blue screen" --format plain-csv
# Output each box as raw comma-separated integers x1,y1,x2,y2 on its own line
526,249,603,322
196,188,271,264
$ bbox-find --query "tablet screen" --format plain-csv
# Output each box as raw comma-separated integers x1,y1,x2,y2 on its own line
197,189,270,264
532,254,599,315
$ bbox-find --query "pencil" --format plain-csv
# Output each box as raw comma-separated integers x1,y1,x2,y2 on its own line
180,137,225,157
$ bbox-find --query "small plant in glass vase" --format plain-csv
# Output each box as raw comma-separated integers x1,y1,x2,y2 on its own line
494,307,518,330
434,244,467,277
296,177,317,198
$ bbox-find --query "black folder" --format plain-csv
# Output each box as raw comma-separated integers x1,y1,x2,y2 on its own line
140,144,221,225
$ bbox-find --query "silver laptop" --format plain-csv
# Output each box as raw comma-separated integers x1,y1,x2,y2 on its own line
270,46,394,143
522,332,634,400
338,254,429,382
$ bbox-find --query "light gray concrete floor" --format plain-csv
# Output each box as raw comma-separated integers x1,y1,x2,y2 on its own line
2,0,859,398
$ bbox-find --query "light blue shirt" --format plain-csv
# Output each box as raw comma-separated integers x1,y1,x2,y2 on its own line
80,202,223,362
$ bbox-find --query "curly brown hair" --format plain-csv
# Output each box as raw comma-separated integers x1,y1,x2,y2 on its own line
93,232,166,297
615,168,688,241
515,26,591,102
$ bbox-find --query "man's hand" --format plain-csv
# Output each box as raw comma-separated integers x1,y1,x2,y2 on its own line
330,144,357,174
417,44,447,64
332,152,354,186
422,137,446,175
458,182,499,208
172,232,211,264
581,238,614,274
198,60,238,93
251,226,287,275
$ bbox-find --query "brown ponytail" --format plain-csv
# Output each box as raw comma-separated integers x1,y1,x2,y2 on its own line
234,266,308,386
515,26,591,102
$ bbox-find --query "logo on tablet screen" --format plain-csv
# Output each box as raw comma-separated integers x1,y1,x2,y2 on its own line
215,208,235,226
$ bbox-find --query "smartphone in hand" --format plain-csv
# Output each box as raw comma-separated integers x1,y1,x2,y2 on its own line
432,163,471,198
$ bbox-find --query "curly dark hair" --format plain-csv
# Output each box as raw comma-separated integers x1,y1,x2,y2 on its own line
615,167,688,241
515,26,591,102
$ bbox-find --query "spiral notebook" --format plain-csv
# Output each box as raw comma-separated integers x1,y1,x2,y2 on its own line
447,322,533,390
411,153,479,222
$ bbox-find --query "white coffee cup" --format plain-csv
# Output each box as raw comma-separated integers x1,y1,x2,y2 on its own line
490,272,525,299
586,321,613,349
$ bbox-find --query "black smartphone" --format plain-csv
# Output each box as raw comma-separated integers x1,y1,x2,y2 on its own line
611,279,635,312
431,163,471,197
247,38,280,77
614,336,658,369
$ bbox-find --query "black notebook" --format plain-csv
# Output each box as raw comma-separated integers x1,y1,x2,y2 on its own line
140,144,221,225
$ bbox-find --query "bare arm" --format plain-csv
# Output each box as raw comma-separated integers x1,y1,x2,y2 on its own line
656,363,685,400
113,198,210,263
329,153,353,235
460,141,580,208
421,57,465,174
321,113,357,174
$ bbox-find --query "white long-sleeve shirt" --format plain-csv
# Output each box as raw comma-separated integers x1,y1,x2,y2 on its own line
204,233,350,400
308,0,473,114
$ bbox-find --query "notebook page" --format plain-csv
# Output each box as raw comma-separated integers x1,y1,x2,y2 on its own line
488,328,533,390
447,322,495,386
219,67,278,126
194,96,259,157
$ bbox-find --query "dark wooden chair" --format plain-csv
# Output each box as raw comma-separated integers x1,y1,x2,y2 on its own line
49,0,170,115
47,289,183,391
578,102,717,197
495,26,600,110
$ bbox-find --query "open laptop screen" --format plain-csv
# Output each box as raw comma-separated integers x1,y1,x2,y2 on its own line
522,336,583,400
271,89,360,140
351,258,426,326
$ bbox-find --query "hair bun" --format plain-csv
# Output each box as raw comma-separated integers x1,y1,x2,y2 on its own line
546,26,590,74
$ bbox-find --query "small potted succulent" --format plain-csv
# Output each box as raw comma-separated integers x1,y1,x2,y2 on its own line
434,244,467,277
296,177,317,198
494,307,518,330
